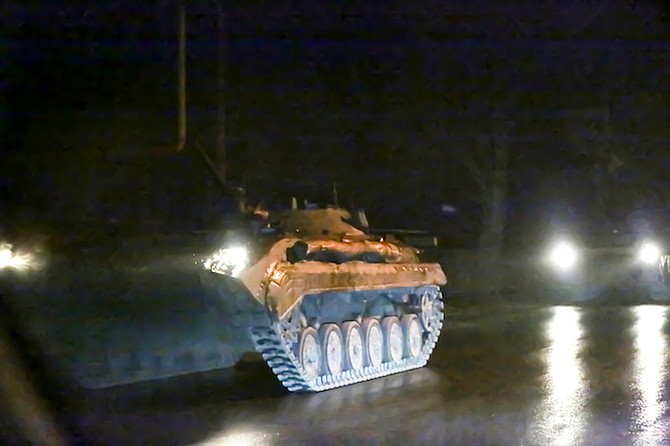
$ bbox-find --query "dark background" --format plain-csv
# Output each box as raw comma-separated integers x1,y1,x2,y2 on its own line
2,0,670,246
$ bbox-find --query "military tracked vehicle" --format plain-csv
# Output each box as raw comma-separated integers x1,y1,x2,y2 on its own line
0,148,447,393
205,206,447,391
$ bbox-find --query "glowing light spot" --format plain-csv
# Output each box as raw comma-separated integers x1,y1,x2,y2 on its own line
546,240,580,272
0,243,35,271
204,246,249,277
533,306,587,446
637,242,662,265
631,306,668,446
198,430,276,446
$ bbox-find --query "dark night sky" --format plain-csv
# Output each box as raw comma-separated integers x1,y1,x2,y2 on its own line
2,1,670,244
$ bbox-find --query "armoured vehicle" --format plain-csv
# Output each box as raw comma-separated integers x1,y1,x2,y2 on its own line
0,148,447,393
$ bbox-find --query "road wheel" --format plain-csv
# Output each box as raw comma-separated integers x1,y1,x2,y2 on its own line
401,314,423,358
319,324,344,375
362,318,383,367
297,327,321,380
341,321,364,371
420,292,434,329
381,317,403,363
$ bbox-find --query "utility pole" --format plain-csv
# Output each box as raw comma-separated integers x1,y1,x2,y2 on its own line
176,1,186,152
215,1,226,182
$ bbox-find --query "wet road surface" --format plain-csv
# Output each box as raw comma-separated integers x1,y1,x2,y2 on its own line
70,303,670,445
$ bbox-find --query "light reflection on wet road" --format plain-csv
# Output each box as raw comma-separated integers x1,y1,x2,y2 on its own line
631,307,669,446
531,307,588,446
75,304,670,446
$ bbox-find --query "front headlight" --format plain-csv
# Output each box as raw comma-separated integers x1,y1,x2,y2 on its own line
545,239,581,273
203,246,250,277
636,241,662,266
0,242,36,272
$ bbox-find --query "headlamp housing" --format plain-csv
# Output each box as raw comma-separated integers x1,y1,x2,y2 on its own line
203,246,250,277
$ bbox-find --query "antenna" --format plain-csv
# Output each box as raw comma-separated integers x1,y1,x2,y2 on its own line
332,181,339,207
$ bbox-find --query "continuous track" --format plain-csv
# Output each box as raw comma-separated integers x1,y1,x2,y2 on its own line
249,285,444,392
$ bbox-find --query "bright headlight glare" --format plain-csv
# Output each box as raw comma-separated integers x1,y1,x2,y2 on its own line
204,246,250,277
0,244,12,267
637,241,662,265
546,240,580,272
0,242,35,271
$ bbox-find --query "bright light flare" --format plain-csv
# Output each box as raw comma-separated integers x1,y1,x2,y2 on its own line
199,429,275,446
0,243,35,271
533,306,587,446
637,241,662,266
631,306,668,446
546,239,580,272
204,246,250,277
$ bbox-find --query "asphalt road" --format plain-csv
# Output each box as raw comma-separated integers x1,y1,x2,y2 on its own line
68,303,670,446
